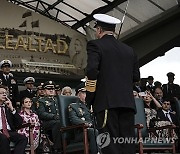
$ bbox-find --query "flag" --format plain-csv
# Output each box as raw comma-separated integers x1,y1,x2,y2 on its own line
31,20,39,28
22,10,32,18
19,20,27,27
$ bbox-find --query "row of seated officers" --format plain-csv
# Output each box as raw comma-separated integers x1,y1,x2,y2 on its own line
0,80,97,154
0,59,98,153
0,59,72,108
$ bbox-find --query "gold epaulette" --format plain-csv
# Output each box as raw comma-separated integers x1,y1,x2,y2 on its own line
85,76,97,92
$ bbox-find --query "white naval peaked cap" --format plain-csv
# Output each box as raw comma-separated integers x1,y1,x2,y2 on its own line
93,14,121,25
0,59,12,68
24,77,35,84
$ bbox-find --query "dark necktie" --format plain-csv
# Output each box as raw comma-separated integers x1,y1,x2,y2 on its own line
1,107,10,138
165,113,171,122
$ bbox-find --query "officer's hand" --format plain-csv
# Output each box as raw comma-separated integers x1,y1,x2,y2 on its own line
85,123,92,127
88,123,93,127
16,102,21,106
53,115,59,120
4,97,14,112
16,102,21,109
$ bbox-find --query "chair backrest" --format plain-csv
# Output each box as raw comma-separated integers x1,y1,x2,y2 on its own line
57,95,79,141
175,99,180,125
134,98,148,138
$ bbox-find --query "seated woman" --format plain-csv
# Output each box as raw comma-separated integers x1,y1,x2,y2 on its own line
140,91,162,128
61,86,72,96
18,97,41,150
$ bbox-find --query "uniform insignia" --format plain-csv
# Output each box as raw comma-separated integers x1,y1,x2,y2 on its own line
78,108,84,115
45,101,51,106
85,76,97,92
36,102,39,108
68,105,72,112
81,117,85,121
9,73,13,77
11,79,16,84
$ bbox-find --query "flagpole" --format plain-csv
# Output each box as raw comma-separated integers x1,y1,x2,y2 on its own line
117,0,130,40
38,22,40,37
25,20,27,36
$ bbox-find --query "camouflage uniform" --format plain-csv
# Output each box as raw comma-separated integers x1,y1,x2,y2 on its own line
68,99,98,154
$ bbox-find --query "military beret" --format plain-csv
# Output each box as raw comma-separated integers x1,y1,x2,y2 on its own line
24,77,35,84
0,60,12,68
147,76,154,80
167,72,175,77
93,14,121,29
43,81,56,89
75,82,86,95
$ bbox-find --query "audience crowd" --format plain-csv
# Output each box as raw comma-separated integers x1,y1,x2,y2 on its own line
0,59,180,153
133,74,180,152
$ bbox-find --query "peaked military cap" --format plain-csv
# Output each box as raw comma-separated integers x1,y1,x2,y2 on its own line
55,84,61,91
43,81,56,89
167,72,175,77
37,82,44,90
75,82,86,95
93,14,121,29
24,77,35,84
0,60,12,68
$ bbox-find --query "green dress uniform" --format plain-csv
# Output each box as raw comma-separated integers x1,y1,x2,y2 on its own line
37,96,61,151
68,99,98,154
31,96,43,113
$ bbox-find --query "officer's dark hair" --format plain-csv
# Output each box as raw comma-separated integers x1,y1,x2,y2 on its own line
98,25,115,32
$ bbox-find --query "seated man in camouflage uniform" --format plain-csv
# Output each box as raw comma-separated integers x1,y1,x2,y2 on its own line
37,81,61,153
68,83,99,154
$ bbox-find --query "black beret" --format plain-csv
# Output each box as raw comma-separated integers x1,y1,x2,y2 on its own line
147,76,154,80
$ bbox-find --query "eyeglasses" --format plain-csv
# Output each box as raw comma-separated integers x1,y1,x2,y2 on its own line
0,92,7,95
